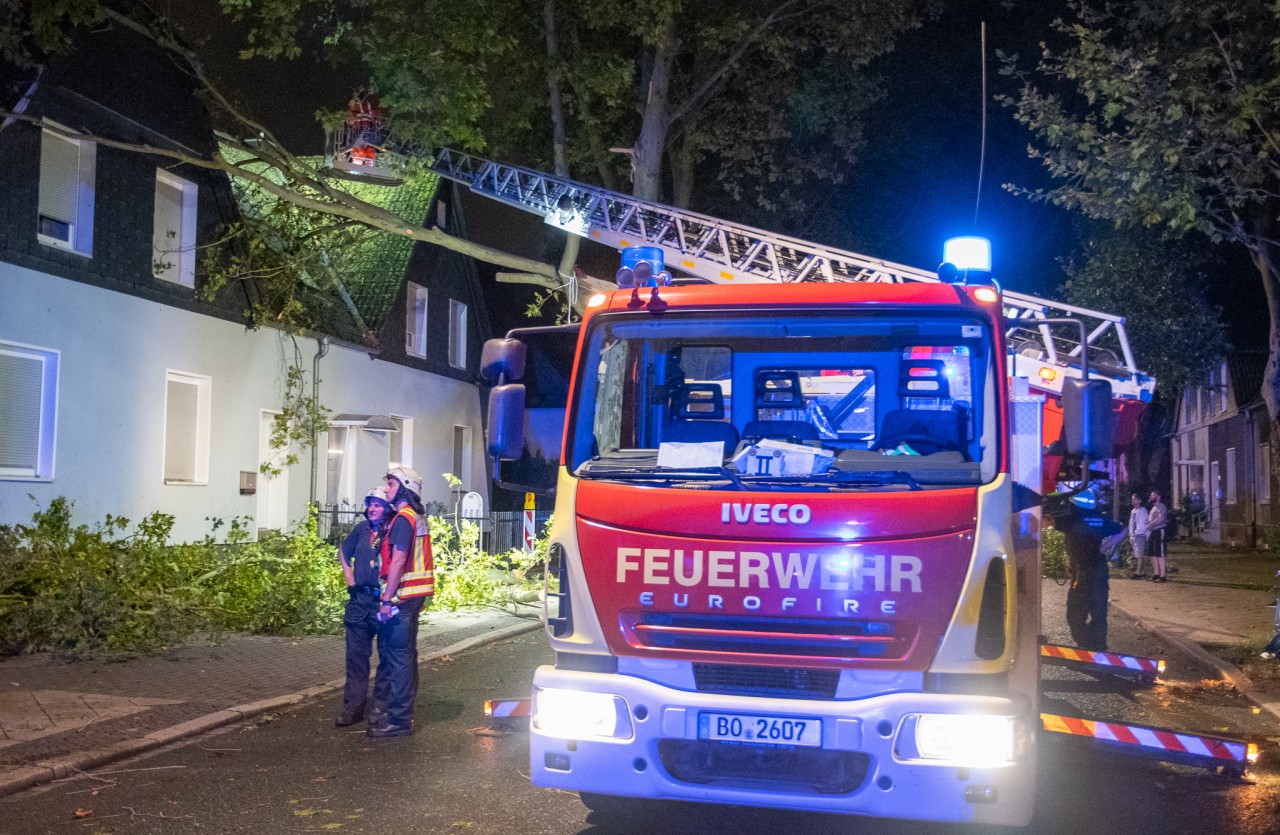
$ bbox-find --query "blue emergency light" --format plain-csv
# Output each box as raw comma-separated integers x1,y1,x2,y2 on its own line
943,236,992,272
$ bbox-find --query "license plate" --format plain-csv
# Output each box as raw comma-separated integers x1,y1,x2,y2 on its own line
698,712,822,747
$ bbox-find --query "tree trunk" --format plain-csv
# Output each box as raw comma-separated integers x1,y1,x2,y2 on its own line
632,26,678,202
543,0,569,178
669,132,697,209
1246,217,1280,447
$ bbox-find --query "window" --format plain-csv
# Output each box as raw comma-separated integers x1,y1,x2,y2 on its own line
164,371,211,484
406,283,428,357
0,341,58,480
153,170,198,286
38,128,96,255
1226,447,1237,505
1261,444,1272,504
449,300,468,369
1207,367,1219,416
389,416,413,468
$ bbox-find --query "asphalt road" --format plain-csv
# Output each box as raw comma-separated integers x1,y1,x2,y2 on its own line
3,602,1279,835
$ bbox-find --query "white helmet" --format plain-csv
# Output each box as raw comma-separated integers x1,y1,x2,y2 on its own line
364,485,392,507
386,466,423,499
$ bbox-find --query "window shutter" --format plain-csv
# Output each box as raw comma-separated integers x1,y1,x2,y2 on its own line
389,418,404,467
165,378,199,482
153,175,183,281
0,352,42,472
39,132,79,226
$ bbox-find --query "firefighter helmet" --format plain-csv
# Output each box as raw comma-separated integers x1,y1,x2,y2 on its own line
386,466,423,499
364,485,392,507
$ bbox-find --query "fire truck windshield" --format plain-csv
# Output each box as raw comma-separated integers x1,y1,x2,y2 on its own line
567,310,1001,488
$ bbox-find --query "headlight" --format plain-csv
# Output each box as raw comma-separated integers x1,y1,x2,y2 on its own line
913,714,1018,765
533,688,632,740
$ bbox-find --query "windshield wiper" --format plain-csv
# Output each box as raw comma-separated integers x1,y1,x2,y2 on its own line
577,463,746,489
738,470,923,491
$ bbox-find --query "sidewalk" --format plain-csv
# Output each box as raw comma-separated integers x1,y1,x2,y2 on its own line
1106,555,1280,721
0,608,541,797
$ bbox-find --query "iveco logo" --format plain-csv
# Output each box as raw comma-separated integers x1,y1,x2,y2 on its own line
721,502,811,525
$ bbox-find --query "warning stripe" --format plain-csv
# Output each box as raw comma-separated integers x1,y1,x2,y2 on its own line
488,699,531,718
1041,713,1247,763
1040,644,1161,673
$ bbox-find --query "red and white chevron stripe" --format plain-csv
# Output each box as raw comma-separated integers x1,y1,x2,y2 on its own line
485,698,531,719
1041,643,1164,676
1041,713,1253,766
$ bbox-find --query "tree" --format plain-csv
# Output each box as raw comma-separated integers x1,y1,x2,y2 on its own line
221,0,931,213
1001,0,1280,434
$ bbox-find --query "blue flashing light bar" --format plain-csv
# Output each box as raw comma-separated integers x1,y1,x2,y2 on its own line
943,236,992,272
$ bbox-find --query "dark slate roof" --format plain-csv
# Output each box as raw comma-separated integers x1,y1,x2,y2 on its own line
1228,350,1267,410
220,144,438,340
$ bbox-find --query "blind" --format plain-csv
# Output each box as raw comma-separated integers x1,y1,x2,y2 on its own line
452,425,465,479
0,352,42,472
39,132,79,225
153,175,184,280
164,378,199,482
449,300,467,367
406,284,427,355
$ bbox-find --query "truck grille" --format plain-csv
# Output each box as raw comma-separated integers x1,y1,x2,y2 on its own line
693,663,838,700
622,612,915,661
658,739,869,794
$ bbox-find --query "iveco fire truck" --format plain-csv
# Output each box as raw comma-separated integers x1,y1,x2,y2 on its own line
420,149,1148,826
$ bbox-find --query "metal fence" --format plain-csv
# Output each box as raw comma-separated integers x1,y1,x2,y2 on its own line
317,505,551,556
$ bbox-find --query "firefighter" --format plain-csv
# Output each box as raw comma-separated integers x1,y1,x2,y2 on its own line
1049,493,1115,651
336,486,393,727
369,466,434,738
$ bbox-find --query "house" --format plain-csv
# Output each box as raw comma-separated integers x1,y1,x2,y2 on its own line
0,17,494,541
1169,352,1275,546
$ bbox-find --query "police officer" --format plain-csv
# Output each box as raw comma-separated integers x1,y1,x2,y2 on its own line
369,466,434,738
1050,493,1115,651
336,486,392,727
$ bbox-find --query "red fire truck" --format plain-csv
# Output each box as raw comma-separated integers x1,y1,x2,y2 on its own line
480,270,1131,825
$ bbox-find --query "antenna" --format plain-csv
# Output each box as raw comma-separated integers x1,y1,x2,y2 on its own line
973,20,988,234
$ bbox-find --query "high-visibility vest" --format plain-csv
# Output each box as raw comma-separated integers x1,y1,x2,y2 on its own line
384,506,435,599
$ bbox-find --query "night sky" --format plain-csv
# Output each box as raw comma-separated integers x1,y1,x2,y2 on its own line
161,0,1268,346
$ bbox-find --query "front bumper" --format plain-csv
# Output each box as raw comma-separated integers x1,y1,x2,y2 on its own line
529,665,1035,826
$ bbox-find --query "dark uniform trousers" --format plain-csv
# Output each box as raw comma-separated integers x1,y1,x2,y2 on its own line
1066,563,1109,651
376,596,426,728
342,586,383,717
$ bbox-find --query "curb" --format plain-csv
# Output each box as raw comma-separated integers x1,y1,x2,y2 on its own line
1110,600,1280,727
0,619,542,799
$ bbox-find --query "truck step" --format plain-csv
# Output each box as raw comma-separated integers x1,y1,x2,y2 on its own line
1040,712,1258,779
1041,643,1164,683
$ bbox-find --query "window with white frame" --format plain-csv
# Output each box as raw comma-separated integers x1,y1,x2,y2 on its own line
449,299,468,369
1226,447,1237,504
0,341,59,480
153,170,199,287
164,370,211,484
389,416,413,469
1260,444,1272,504
1207,368,1219,415
38,128,96,256
406,283,428,357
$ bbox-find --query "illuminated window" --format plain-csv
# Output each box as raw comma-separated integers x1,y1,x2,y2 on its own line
452,424,471,488
0,341,58,480
449,300,468,369
388,416,413,469
38,128,96,256
406,283,428,357
164,370,211,484
153,170,198,287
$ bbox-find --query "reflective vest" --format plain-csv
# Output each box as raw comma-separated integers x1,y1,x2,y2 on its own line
383,506,435,599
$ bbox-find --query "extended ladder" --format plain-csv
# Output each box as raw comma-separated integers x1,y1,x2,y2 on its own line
428,149,1154,400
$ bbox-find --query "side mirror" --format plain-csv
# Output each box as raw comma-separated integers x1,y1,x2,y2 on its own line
487,384,527,459
1061,378,1115,458
481,338,527,384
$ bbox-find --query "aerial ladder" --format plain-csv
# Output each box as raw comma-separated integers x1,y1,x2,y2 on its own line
425,148,1155,407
